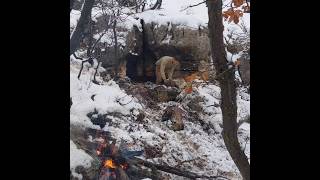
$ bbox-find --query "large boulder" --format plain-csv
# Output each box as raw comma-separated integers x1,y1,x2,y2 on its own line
151,86,180,102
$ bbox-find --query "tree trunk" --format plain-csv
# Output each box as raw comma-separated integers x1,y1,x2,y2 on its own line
86,14,93,57
150,0,162,10
113,17,118,61
206,0,250,180
70,0,95,56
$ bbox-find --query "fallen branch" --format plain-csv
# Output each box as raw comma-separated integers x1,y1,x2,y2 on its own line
174,157,199,168
116,97,133,106
205,102,220,108
128,157,230,180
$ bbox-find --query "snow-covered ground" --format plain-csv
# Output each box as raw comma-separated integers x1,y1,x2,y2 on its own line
70,0,250,179
70,58,250,179
70,58,142,129
70,140,94,179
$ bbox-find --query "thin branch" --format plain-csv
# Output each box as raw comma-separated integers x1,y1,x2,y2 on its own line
116,95,133,106
93,61,101,84
73,53,83,60
120,98,133,106
150,0,162,10
77,58,91,80
89,29,108,56
205,102,220,108
242,136,249,152
180,0,207,12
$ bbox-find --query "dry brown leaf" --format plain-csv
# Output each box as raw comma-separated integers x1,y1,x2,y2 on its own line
223,12,229,19
233,0,244,7
228,15,234,23
184,73,199,82
234,16,239,24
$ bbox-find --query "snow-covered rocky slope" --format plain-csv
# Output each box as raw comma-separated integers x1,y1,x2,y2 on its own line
70,0,250,179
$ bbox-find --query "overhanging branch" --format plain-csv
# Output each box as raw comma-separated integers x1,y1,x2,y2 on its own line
180,0,207,12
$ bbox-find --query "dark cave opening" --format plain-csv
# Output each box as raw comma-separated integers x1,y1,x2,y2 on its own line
125,44,198,83
125,19,199,83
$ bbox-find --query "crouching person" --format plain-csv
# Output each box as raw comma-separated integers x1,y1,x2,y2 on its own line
155,56,180,85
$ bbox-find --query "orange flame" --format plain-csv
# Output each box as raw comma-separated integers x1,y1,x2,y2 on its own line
104,159,117,169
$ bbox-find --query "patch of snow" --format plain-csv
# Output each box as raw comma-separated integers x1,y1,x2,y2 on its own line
70,140,93,179
70,10,81,30
70,62,143,130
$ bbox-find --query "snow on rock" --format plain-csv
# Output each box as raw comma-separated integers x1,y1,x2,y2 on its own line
70,59,142,129
119,0,249,32
70,140,93,179
70,9,81,31
237,93,250,121
120,0,209,29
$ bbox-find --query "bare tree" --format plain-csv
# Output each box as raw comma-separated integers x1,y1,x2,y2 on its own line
206,0,250,180
70,0,95,56
86,16,94,57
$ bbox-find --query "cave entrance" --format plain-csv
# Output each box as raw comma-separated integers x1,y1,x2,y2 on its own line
125,19,199,83
125,53,157,82
125,44,198,83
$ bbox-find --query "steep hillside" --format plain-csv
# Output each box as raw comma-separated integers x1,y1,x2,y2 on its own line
70,0,250,179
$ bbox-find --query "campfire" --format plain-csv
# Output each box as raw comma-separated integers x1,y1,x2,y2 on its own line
80,128,229,180
104,159,117,169
93,130,139,180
